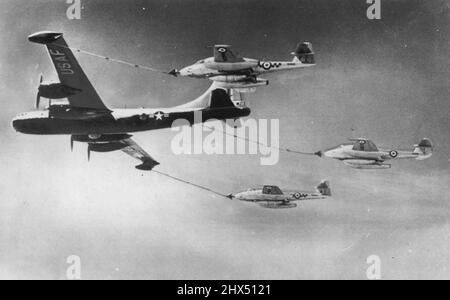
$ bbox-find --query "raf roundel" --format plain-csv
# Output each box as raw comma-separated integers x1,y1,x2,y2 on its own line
293,193,301,199
261,62,272,70
389,150,399,158
217,47,227,53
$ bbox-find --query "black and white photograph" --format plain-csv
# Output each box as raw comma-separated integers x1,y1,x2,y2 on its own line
0,0,449,283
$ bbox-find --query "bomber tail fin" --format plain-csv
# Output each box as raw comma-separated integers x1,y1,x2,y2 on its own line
316,180,331,197
292,42,315,64
175,84,242,110
413,138,433,160
209,89,236,108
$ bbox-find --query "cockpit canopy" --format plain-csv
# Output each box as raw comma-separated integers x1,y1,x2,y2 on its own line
262,185,283,195
352,139,378,152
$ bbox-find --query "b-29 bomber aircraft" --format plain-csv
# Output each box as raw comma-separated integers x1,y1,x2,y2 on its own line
12,32,251,171
228,181,331,209
169,42,315,92
316,138,433,169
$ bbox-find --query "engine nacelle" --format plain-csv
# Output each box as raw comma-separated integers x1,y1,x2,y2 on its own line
39,83,81,99
88,142,127,153
344,160,391,169
72,134,132,144
205,60,259,72
259,203,298,209
212,75,249,83
213,78,269,89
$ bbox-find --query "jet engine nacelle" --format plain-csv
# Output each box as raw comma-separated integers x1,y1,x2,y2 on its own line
213,78,269,89
205,60,259,72
259,203,298,209
38,83,81,99
212,75,249,83
343,160,391,169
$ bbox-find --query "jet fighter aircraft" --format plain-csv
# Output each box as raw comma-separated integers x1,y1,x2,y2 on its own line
169,42,315,92
12,32,251,171
228,181,331,209
317,138,433,169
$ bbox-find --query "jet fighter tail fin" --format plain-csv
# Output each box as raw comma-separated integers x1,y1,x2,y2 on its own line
316,180,331,196
413,138,433,160
292,42,315,64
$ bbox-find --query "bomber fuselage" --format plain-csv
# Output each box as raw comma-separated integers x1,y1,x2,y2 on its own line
12,104,250,135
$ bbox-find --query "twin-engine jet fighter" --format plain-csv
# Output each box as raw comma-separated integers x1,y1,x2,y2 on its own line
13,32,251,171
169,42,315,92
316,138,433,169
228,181,331,209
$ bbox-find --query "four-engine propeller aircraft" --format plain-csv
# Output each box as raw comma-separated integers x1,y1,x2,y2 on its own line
169,42,315,92
316,138,433,169
227,181,331,209
12,31,251,171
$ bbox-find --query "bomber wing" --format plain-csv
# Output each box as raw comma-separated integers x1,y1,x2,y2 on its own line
78,135,160,171
121,138,160,171
28,31,110,111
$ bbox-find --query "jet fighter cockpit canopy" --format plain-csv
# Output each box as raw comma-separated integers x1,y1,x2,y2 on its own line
262,186,283,195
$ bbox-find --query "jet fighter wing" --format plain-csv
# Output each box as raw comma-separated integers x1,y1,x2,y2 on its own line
28,31,110,111
121,138,160,171
214,45,245,63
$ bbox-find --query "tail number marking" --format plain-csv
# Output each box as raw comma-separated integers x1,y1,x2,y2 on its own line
49,49,75,75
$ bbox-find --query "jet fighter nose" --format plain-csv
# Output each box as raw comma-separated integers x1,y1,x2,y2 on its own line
168,69,180,77
178,67,191,77
323,150,334,158
226,194,234,199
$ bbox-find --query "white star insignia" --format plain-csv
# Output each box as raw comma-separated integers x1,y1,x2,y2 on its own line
155,112,164,120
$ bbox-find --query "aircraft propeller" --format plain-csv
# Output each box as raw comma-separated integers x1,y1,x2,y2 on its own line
35,73,44,109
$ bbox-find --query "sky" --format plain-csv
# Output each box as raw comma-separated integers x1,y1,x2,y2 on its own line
0,0,449,279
